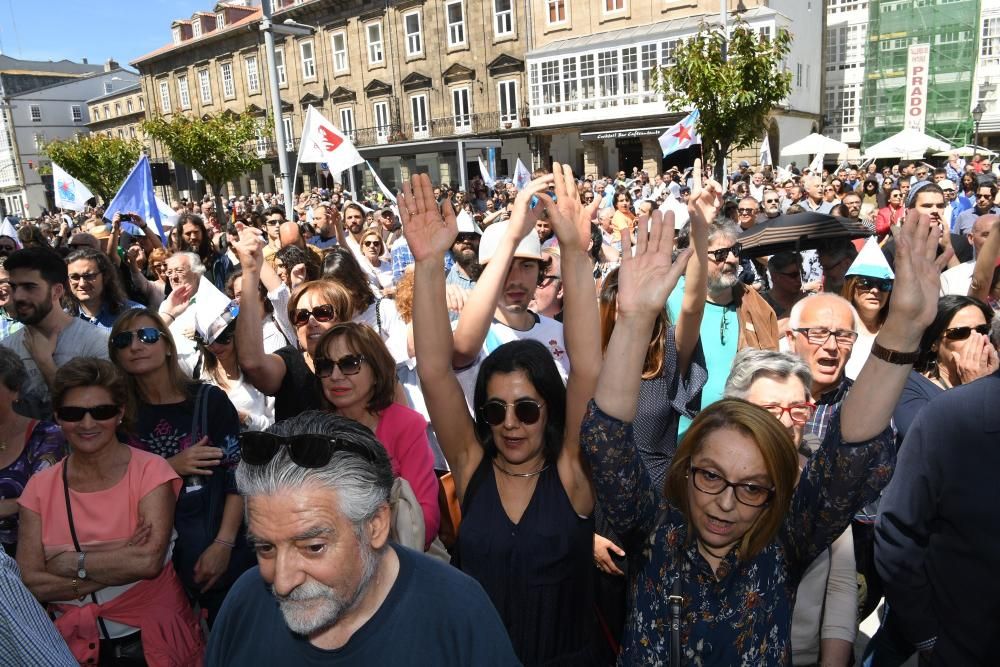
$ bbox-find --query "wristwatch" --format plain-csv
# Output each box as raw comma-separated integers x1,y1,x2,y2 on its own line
76,551,87,580
870,340,919,365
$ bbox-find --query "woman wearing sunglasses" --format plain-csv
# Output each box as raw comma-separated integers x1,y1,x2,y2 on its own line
405,167,604,665
841,238,894,380
313,322,439,549
359,230,394,293
893,295,998,443
108,309,254,624
17,358,204,665
127,247,171,311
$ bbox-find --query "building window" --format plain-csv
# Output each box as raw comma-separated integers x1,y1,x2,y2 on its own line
982,16,1000,66
446,2,466,46
597,50,618,108
178,75,191,109
541,61,561,113
216,11,225,29
71,105,83,123
246,55,261,93
580,54,596,110
410,94,428,138
547,0,567,25
498,80,518,126
104,81,113,94
139,96,144,110
126,99,133,113
283,115,294,151
275,47,287,86
115,103,121,116
404,11,422,56
562,57,578,109
172,27,182,44
255,122,268,157
366,21,384,65
339,107,355,140
604,0,625,13
192,20,202,38
220,62,235,98
118,129,125,139
159,81,171,113
129,126,136,139
29,105,41,122
198,69,212,104
300,40,316,80
33,133,45,150
373,101,390,143
92,107,100,120
494,0,513,37
103,105,111,118
452,87,471,132
331,32,348,72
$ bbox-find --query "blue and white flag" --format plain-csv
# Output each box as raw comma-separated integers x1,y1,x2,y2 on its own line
104,155,165,242
52,162,94,212
658,110,702,157
513,158,532,190
478,156,496,189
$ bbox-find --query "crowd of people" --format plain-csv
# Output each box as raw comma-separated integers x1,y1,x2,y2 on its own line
0,148,998,666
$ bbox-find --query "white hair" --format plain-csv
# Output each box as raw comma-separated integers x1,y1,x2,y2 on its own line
169,251,206,276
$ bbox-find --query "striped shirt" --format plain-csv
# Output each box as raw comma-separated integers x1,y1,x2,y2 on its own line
806,377,853,442
0,549,76,666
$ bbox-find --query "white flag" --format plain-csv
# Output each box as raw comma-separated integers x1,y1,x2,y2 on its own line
52,162,94,211
760,133,772,166
365,161,397,204
807,152,825,175
297,106,365,175
513,158,532,190
478,156,496,189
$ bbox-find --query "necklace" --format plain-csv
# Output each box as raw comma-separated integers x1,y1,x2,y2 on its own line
698,539,734,561
493,459,548,478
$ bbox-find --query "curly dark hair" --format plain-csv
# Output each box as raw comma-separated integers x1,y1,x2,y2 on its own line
64,247,132,316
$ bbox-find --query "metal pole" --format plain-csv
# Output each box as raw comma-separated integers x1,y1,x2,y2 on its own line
261,0,294,219
719,0,728,180
457,140,467,192
974,120,980,153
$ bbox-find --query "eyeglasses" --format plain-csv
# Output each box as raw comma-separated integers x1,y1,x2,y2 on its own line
164,268,190,277
69,272,100,283
764,199,779,204
942,324,990,341
976,193,994,200
737,208,757,215
759,402,816,425
889,193,901,198
707,243,741,262
239,432,377,468
455,233,479,245
55,404,120,422
266,219,282,226
110,327,165,349
314,354,366,378
363,240,383,248
152,263,168,272
292,304,336,327
688,466,775,507
792,327,859,347
479,399,544,426
854,277,893,292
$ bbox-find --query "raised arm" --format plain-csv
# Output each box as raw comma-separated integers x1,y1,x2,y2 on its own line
402,174,481,498
450,176,553,368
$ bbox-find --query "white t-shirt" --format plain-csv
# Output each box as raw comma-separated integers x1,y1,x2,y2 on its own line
939,260,975,297
355,297,409,364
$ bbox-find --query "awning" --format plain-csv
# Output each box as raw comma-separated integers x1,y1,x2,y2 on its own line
580,126,671,141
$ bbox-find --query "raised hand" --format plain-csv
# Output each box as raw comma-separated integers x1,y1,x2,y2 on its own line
233,222,265,273
618,210,692,318
888,208,942,331
400,173,457,262
952,332,999,384
688,158,722,231
508,174,556,242
542,161,599,253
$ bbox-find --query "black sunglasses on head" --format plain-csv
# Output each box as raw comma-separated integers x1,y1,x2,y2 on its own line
942,324,990,341
239,432,377,468
56,404,119,422
479,399,544,426
292,304,336,327
314,354,365,378
707,243,741,262
111,327,164,349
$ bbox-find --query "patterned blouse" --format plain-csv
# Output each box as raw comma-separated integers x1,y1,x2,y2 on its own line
581,401,894,666
0,421,66,546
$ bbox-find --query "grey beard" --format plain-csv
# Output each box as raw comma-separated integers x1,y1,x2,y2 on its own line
708,271,739,293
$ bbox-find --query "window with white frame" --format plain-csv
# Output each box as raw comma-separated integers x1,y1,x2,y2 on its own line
331,32,348,72
604,0,625,13
446,1,466,46
115,103,121,116
984,17,1000,66
562,57,578,110
159,81,171,113
410,94,428,137
129,126,136,138
92,107,100,120
498,80,518,125
245,55,261,93
220,62,235,98
117,129,124,139
255,122,268,157
139,96,144,110
597,50,618,108
622,47,638,105
103,104,110,118
546,0,566,25
404,11,422,56
339,107,355,140
178,75,191,109
300,40,316,80
373,101,390,143
126,99,133,113
275,47,287,85
172,27,182,44
34,133,45,150
283,115,294,151
192,20,202,38
366,22,384,65
452,87,471,131
104,81,113,94
216,11,225,29
71,105,82,123
198,69,212,104
494,0,513,37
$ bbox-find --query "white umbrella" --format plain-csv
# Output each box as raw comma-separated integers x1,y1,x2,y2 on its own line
862,127,951,160
780,133,849,157
933,145,997,158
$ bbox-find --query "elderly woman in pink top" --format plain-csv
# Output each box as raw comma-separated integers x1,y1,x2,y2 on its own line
17,358,203,666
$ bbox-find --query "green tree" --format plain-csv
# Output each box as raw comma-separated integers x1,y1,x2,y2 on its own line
143,111,268,226
43,134,142,204
656,20,793,182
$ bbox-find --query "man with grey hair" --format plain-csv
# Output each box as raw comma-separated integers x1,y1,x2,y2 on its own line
206,412,517,665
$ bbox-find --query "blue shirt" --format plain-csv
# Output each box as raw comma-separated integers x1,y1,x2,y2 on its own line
0,550,76,666
77,300,144,330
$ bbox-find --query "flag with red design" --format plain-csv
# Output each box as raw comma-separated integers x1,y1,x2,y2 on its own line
657,109,701,158
297,105,364,175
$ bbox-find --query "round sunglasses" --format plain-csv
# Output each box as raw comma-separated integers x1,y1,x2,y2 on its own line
314,354,365,378
292,304,336,327
479,399,544,426
56,404,119,422
111,327,164,350
239,432,377,468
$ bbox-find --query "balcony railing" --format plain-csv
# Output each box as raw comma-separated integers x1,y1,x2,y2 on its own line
349,109,529,147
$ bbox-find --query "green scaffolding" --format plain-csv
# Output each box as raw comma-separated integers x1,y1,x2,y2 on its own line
861,0,981,150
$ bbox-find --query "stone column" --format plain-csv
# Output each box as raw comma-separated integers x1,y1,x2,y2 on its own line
641,136,661,175
583,140,602,179
532,134,553,170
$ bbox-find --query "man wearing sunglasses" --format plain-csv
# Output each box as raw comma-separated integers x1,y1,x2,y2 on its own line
207,412,518,665
953,183,999,236
0,248,109,419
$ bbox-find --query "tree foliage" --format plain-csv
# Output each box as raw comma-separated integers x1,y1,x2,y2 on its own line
43,134,142,203
656,20,792,180
143,112,268,218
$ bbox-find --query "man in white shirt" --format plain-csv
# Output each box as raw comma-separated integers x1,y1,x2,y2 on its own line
940,214,997,296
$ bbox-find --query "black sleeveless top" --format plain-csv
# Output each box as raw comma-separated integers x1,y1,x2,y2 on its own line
455,456,599,666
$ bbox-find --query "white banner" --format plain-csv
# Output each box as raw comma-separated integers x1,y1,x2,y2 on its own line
904,44,930,133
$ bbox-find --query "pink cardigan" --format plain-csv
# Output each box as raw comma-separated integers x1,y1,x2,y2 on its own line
375,403,440,548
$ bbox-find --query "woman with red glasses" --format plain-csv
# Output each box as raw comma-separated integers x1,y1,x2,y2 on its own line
108,309,254,625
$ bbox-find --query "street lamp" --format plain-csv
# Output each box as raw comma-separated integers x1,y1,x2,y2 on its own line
260,1,316,218
972,102,985,153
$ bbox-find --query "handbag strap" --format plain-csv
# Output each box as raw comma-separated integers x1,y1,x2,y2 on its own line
189,383,210,442
62,461,113,640
669,574,683,666
374,297,383,336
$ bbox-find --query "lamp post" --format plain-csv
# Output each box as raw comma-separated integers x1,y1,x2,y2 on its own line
972,102,985,152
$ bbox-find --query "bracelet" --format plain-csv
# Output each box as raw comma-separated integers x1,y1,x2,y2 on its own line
214,538,235,549
870,340,919,365
71,577,81,599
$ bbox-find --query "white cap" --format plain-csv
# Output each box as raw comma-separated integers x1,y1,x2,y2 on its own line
478,220,542,264
846,236,894,280
455,210,482,235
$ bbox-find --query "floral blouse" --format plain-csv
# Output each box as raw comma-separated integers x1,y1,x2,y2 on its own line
0,421,67,546
581,401,895,666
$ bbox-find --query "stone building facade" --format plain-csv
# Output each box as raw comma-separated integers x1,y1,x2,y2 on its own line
86,84,147,143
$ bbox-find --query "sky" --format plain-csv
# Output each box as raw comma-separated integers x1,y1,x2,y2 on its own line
0,0,214,69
